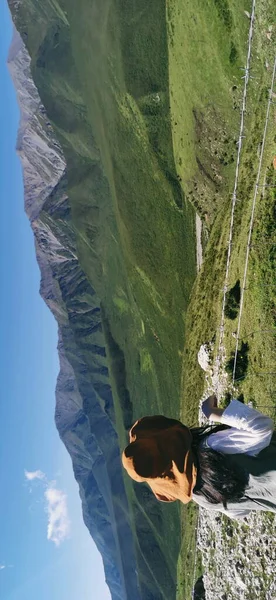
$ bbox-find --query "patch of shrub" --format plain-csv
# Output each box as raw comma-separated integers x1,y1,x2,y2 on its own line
229,41,238,64
226,342,249,381
225,280,241,319
214,0,233,30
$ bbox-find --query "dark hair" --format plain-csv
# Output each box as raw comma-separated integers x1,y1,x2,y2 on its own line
124,423,191,478
191,423,249,509
124,438,172,479
130,415,188,438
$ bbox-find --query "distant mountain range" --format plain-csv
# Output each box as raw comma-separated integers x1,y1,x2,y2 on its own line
7,22,180,600
8,27,142,600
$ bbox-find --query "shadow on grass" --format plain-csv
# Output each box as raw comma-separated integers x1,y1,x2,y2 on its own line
101,305,134,432
225,279,241,320
226,342,249,381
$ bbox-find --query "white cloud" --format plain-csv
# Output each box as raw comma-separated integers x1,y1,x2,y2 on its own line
24,469,70,546
0,565,5,571
44,486,70,546
24,470,45,481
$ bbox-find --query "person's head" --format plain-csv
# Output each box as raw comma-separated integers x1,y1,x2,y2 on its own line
122,415,249,509
122,415,197,503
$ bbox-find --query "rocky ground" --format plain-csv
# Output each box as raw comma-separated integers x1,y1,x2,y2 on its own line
196,343,276,599
198,509,276,600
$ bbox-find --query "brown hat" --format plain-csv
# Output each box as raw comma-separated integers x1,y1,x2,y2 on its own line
122,415,197,504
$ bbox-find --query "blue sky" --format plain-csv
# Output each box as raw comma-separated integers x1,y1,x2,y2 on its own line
0,3,111,599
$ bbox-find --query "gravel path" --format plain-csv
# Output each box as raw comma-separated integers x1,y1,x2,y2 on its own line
198,509,276,600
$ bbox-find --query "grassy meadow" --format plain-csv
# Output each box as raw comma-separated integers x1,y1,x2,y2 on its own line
179,0,276,425
175,1,276,596
9,0,276,598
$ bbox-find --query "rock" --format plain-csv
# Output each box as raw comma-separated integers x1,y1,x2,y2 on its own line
198,344,212,372
197,509,276,599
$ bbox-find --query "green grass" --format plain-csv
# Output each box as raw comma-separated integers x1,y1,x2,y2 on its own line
177,2,276,595
167,0,252,220
176,503,200,600
180,69,276,425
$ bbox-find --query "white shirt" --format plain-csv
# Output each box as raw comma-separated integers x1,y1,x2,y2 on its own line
193,399,274,519
202,399,274,456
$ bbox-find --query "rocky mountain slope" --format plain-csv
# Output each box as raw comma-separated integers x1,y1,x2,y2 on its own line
8,27,141,600
7,0,198,596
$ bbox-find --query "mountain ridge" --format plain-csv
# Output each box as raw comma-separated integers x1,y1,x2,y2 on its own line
8,27,141,600
7,0,194,594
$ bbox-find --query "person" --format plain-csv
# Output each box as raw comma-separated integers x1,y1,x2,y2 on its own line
121,395,276,520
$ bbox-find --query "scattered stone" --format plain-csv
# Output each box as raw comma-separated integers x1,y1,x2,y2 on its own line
198,510,276,599
198,344,212,372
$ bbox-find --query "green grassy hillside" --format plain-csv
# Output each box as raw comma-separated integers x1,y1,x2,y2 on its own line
177,1,275,595
180,0,276,423
10,1,196,596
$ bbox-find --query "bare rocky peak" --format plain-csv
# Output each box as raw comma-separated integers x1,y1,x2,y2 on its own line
7,27,66,221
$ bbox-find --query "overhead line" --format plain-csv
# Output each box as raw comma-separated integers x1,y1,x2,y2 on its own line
232,56,276,382
215,0,256,379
